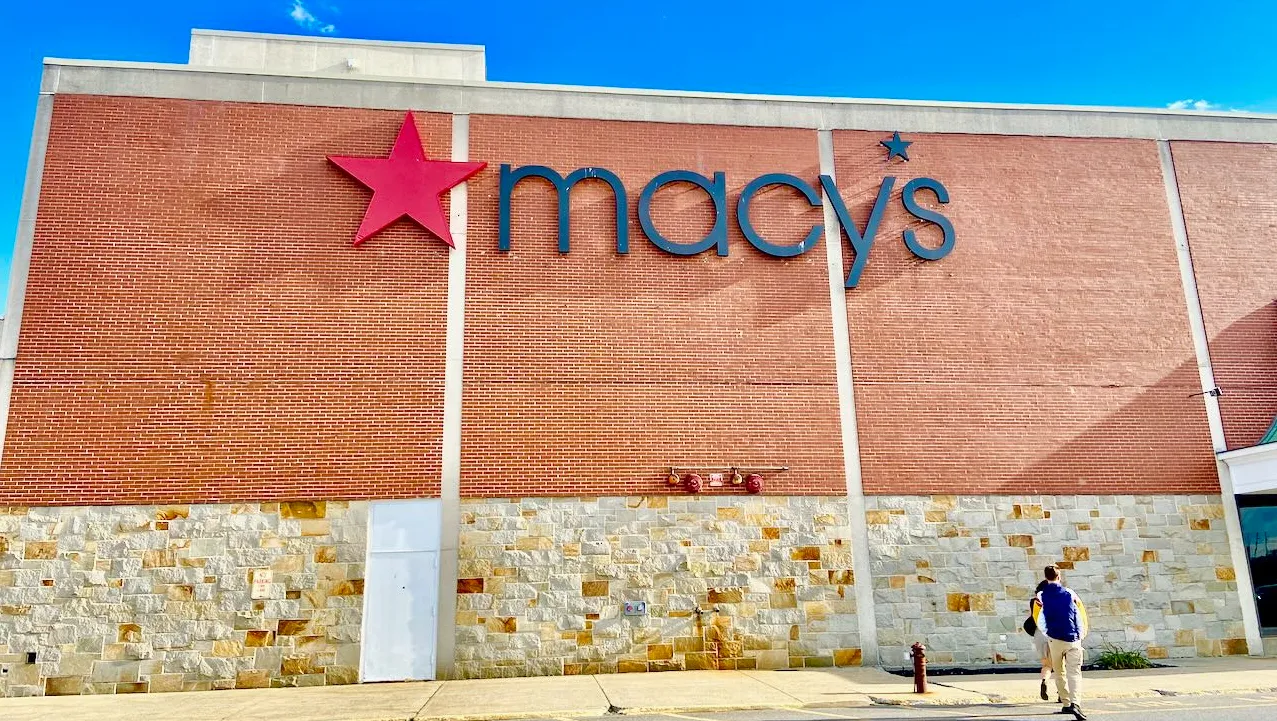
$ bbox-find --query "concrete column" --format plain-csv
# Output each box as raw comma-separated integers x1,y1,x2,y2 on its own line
1158,139,1264,655
0,92,54,465
434,112,470,678
818,129,879,666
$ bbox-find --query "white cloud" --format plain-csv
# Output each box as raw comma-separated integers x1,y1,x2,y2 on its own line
290,1,335,34
1167,98,1218,111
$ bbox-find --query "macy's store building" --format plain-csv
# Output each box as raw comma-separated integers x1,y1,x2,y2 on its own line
1,30,1276,696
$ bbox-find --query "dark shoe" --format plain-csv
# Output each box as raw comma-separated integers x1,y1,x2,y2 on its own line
1040,680,1049,700
1071,705,1087,721
1056,705,1075,714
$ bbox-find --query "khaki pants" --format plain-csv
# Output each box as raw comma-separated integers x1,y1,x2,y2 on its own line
1048,638,1084,706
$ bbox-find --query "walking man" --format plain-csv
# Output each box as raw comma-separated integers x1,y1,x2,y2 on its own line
1038,565,1089,720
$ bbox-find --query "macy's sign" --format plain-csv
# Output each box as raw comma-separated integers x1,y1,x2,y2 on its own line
330,113,955,288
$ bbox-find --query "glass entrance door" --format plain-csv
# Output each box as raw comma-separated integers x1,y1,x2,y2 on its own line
1238,496,1277,635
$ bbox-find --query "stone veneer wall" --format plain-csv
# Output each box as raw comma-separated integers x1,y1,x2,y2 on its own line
866,494,1248,666
0,502,366,697
454,496,860,678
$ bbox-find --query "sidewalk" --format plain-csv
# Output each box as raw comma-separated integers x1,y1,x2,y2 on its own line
2,657,1276,721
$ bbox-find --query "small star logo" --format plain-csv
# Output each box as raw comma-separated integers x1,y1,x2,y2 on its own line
328,112,486,247
881,131,912,162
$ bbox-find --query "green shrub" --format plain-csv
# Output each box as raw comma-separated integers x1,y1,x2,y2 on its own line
1093,643,1153,670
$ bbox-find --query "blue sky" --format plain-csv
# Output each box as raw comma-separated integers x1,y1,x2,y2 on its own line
1,0,1276,308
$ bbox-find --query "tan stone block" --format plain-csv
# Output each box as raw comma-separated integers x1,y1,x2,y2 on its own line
45,676,86,696
647,644,673,660
762,527,781,540
1221,639,1249,655
25,541,57,560
1175,630,1196,646
804,656,834,668
0,537,7,555
103,643,128,661
718,507,743,521
272,555,305,573
492,567,518,577
674,636,704,653
924,510,947,523
970,593,996,612
930,495,957,509
1190,519,1211,531
245,630,275,647
734,555,761,572
455,611,478,626
823,570,851,585
118,624,142,643
516,536,554,551
326,666,359,685
774,577,796,592
116,682,148,694
2,604,32,615
457,578,484,593
915,559,930,569
1055,561,1074,570
790,625,800,641
281,655,321,676
1202,504,1225,519
748,540,770,553
708,588,743,603
1007,535,1034,548
1110,599,1134,615
889,576,906,589
280,501,326,519
576,631,593,646
1196,638,1221,656
684,652,715,670
148,674,185,693
300,519,331,537
753,649,789,669
154,505,190,521
617,659,647,673
213,640,245,658
804,602,830,620
790,547,820,561
563,543,581,556
834,648,863,666
277,619,310,636
229,669,268,689
1062,546,1090,562
313,546,337,564
582,580,609,597
1142,550,1158,563
720,640,744,658
771,593,797,609
1147,646,1169,659
486,617,517,633
166,585,194,601
1216,567,1237,581
947,593,971,612
331,579,364,596
866,511,892,525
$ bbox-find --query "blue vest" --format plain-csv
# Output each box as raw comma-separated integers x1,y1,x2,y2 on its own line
1040,583,1080,642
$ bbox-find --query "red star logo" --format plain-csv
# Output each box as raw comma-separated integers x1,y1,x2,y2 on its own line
328,112,486,247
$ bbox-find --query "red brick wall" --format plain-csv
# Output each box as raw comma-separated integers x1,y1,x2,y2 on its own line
1171,141,1277,449
462,116,843,496
2,95,1236,504
0,96,451,504
833,132,1218,495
